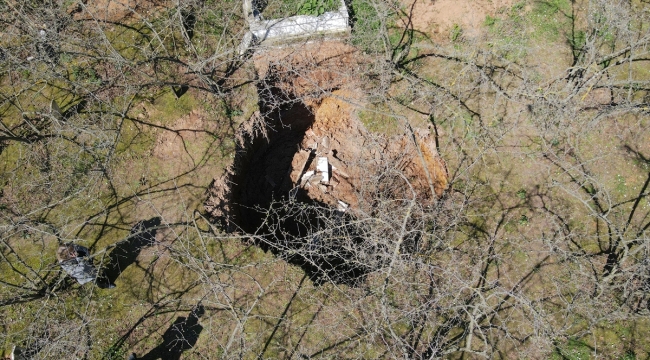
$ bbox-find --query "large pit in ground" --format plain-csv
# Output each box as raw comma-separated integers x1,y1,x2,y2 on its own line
205,42,449,284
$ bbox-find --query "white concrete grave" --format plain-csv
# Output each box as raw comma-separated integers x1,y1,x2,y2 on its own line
239,0,350,53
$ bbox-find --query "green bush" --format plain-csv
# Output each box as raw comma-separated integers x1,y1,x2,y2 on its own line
263,0,339,18
350,0,384,52
297,0,339,16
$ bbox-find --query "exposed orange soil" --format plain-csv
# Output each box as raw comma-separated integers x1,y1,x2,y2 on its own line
288,90,448,211
205,41,448,228
253,41,362,99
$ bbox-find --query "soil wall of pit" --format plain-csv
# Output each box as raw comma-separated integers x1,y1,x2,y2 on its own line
205,42,449,284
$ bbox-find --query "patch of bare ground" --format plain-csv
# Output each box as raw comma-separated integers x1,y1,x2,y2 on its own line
152,109,213,166
253,41,363,99
210,40,449,214
69,0,168,21
400,0,515,40
126,109,222,207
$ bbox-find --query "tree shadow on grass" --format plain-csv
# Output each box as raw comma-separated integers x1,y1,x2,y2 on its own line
138,304,205,360
99,217,162,286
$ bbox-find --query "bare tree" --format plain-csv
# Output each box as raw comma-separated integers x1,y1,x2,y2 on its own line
1,0,650,358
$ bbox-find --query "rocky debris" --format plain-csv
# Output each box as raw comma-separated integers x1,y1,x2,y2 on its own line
287,92,448,212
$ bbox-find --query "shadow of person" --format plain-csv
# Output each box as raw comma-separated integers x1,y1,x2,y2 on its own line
138,305,205,360
98,217,162,287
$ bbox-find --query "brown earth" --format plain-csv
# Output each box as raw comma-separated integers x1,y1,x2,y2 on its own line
204,87,448,231
152,109,211,166
69,0,167,21
206,41,448,231
253,41,362,100
401,0,515,39
287,90,448,211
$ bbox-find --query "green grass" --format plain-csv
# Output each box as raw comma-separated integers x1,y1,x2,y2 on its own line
450,24,463,42
357,108,401,136
350,0,385,52
115,119,156,155
551,339,592,359
615,174,628,194
484,0,572,60
154,89,198,125
484,15,497,27
516,189,527,200
297,0,339,16
529,0,572,42
262,0,340,18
